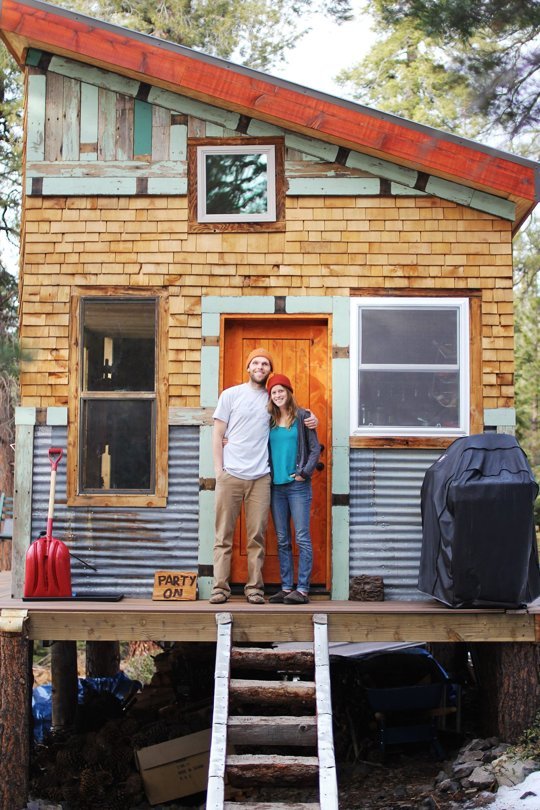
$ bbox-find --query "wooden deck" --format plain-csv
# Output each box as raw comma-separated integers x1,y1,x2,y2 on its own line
1,571,539,643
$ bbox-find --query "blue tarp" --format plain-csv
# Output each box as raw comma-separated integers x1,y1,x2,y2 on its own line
32,671,141,742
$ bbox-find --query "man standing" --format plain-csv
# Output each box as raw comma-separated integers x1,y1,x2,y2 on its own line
210,348,274,604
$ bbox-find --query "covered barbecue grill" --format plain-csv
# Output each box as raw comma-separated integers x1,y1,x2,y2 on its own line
418,433,540,608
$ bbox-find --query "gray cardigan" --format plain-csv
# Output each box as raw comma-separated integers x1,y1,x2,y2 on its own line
269,407,321,480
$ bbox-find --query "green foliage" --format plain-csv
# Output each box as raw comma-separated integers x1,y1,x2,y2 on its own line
58,0,353,70
0,45,22,262
364,0,540,136
509,709,540,761
514,221,540,524
337,20,485,134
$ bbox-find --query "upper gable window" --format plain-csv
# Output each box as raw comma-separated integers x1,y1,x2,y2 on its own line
188,137,285,232
198,145,276,222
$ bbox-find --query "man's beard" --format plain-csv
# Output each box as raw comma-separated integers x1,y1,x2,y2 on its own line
249,371,270,387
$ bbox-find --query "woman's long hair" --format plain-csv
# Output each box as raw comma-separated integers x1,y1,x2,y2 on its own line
268,386,298,428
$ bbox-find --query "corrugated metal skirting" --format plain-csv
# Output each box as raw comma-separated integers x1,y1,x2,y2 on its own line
30,425,200,596
350,447,442,600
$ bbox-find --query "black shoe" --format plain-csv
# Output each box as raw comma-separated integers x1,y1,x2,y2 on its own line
283,590,310,604
268,589,292,604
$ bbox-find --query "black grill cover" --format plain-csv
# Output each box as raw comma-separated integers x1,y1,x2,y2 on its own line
418,433,540,608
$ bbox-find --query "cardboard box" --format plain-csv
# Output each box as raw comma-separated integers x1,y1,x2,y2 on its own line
135,728,211,805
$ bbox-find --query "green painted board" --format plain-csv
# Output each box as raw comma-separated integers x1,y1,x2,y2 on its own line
134,99,153,157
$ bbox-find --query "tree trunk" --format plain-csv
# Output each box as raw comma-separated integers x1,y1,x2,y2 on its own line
86,640,120,677
0,631,32,810
51,640,78,731
471,642,540,742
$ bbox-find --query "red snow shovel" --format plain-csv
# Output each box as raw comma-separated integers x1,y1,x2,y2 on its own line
24,447,72,597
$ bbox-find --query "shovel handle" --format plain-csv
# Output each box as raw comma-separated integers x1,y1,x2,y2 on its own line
49,447,63,471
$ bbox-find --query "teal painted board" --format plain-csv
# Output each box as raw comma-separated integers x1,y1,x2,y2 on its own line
147,177,187,194
332,358,350,446
203,296,275,314
331,505,350,600
134,99,153,157
332,296,350,348
286,296,331,314
332,445,350,495
201,313,221,337
147,86,240,130
41,177,136,195
170,122,187,161
25,48,42,67
198,425,215,478
48,55,140,96
425,176,473,206
347,151,418,186
200,345,220,407
287,177,380,195
470,189,515,220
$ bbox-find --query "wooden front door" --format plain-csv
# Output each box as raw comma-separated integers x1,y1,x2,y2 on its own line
221,317,330,590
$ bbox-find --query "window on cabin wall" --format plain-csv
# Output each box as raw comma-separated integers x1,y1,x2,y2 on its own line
350,297,470,437
188,137,285,232
68,294,168,507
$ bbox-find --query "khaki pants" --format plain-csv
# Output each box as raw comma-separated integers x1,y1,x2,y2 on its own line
212,471,271,597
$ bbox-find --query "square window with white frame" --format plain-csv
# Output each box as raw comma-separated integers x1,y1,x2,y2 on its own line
188,137,285,232
350,297,470,436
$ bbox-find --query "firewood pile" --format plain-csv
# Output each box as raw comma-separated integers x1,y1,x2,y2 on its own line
349,575,385,602
29,643,216,809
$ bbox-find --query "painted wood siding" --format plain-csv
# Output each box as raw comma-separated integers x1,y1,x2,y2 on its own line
20,194,514,410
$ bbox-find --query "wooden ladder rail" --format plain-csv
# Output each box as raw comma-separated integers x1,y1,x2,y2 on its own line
313,613,339,810
206,612,339,810
207,611,232,808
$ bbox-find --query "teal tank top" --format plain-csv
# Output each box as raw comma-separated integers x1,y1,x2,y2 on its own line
269,422,298,484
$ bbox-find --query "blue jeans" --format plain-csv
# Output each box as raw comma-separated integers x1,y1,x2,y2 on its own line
270,479,313,593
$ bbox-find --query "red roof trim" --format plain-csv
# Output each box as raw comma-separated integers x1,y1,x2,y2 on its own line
1,0,538,204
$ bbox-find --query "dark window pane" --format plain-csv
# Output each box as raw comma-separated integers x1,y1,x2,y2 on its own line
205,153,268,215
82,300,156,392
81,399,153,491
358,370,460,428
361,308,458,365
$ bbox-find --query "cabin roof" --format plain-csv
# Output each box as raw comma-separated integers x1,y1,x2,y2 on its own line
1,0,538,229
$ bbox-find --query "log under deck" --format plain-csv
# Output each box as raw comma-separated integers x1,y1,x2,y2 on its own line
1,572,539,642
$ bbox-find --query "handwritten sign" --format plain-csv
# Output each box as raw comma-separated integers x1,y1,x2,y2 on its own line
152,571,198,601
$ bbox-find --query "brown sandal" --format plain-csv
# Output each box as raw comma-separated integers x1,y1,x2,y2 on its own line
246,593,265,604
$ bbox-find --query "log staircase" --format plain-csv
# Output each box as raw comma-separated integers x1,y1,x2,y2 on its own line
206,612,339,810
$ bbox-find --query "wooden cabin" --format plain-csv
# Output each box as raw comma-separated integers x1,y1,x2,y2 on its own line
1,1,540,805
1,0,537,604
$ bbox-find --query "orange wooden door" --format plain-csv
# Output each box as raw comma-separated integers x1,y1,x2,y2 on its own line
221,317,330,589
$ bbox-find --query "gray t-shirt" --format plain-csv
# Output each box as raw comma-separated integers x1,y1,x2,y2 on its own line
213,383,270,480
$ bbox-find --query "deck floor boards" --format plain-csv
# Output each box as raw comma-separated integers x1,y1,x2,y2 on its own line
1,571,539,643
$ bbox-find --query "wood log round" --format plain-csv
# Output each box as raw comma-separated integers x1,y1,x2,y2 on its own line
349,575,384,601
226,754,319,785
231,647,314,673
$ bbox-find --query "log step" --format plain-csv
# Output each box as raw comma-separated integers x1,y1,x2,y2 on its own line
226,754,319,785
227,715,317,746
229,679,316,706
231,646,314,672
223,802,321,810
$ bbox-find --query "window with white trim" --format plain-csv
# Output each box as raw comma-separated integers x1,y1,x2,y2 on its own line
350,297,470,436
197,144,276,223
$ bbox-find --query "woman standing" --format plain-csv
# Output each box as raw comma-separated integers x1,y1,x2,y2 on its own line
266,374,321,604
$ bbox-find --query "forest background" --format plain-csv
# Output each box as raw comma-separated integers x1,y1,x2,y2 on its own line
0,0,539,510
